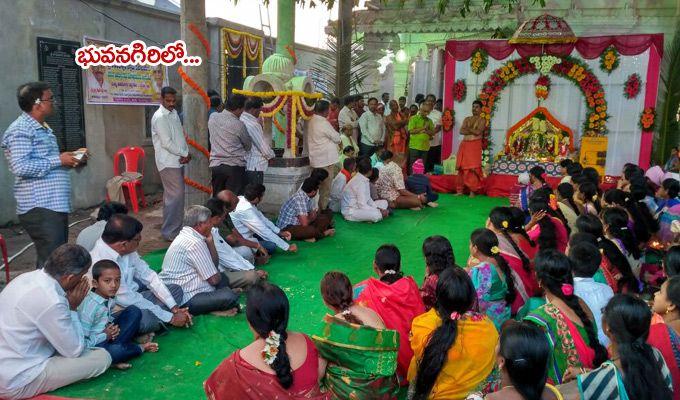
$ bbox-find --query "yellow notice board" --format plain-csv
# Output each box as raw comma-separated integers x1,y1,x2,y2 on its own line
579,136,608,176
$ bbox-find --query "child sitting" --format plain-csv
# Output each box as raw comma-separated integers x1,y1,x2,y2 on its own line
329,157,356,212
338,145,356,168
78,260,158,370
509,172,530,211
371,148,386,168
405,159,439,207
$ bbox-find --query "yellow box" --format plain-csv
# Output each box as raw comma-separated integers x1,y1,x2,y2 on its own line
579,136,608,176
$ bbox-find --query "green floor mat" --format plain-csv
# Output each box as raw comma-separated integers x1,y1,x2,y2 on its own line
53,194,505,399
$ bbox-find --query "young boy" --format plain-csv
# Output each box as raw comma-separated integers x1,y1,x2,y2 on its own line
338,145,356,169
79,260,158,369
329,157,357,213
568,242,614,346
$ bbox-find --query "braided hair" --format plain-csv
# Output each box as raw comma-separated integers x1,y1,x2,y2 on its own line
575,214,639,293
320,271,363,325
602,207,641,260
534,250,608,367
471,228,516,304
499,322,552,400
412,268,477,400
374,244,404,284
603,295,673,400
578,181,601,215
557,183,579,215
528,199,558,251
508,207,536,247
603,188,653,244
489,207,531,271
246,283,294,389
422,235,455,276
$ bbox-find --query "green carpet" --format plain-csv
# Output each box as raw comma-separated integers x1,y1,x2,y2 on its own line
54,194,505,399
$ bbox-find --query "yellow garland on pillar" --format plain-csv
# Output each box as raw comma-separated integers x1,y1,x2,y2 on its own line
291,96,298,157
232,89,323,99
260,96,288,118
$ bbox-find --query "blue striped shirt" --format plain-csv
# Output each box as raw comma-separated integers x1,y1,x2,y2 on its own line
277,190,315,229
77,291,115,348
1,113,71,214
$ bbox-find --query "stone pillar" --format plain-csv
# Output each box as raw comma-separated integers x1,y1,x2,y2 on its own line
180,1,209,206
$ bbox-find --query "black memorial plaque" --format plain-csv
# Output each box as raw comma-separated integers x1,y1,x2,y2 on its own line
37,37,85,151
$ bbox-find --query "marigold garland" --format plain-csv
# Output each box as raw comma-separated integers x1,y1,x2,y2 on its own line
600,46,620,74
470,49,488,75
452,79,467,103
535,75,551,101
623,73,642,99
639,107,656,132
442,108,454,132
178,66,210,108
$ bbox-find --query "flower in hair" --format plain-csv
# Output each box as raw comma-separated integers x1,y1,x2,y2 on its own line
592,195,598,201
341,309,351,316
490,246,500,255
262,331,281,365
561,283,574,296
450,312,461,320
384,269,397,275
501,220,509,229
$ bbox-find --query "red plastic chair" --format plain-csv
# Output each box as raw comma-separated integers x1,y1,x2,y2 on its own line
0,234,9,284
112,146,146,213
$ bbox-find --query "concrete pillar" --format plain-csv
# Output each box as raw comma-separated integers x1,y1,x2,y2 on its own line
180,0,209,205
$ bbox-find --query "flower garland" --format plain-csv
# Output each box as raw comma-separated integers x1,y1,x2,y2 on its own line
262,331,281,365
453,79,467,103
623,73,641,99
600,46,620,74
529,55,562,75
535,75,551,100
470,49,488,75
639,107,656,132
442,108,454,132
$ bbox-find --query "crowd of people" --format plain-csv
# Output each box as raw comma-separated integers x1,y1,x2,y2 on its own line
1,81,680,400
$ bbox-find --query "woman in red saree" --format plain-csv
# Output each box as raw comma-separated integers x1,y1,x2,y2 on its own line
650,276,680,400
205,283,328,400
487,207,538,314
354,244,426,384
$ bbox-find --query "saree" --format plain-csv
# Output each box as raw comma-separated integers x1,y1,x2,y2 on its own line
468,262,510,329
648,323,680,400
204,338,329,400
657,198,680,244
524,303,596,384
577,349,672,400
527,217,569,254
312,314,400,400
355,276,426,383
386,112,408,155
407,309,499,399
497,233,536,314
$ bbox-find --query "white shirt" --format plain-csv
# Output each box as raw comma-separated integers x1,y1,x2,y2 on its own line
341,173,380,214
338,106,358,137
90,239,177,322
76,220,107,252
307,114,341,168
574,277,614,346
211,227,255,272
240,112,274,172
151,105,189,171
428,109,443,146
0,270,86,392
230,197,290,251
329,171,350,213
159,227,219,305
358,111,386,146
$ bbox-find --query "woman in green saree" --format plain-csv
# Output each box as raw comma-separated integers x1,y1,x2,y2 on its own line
313,271,400,399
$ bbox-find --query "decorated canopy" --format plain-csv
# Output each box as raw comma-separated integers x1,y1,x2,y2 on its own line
509,14,577,45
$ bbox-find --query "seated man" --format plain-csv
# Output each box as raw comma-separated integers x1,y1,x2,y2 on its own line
405,158,439,207
205,198,268,289
0,244,111,400
375,150,427,210
277,177,335,242
90,215,191,334
159,205,239,316
341,157,389,223
216,190,268,265
76,201,128,252
329,157,356,213
230,183,298,255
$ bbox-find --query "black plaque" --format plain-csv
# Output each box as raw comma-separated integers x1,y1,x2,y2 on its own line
37,37,85,152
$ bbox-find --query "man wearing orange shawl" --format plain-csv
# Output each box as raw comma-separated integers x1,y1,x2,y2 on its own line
354,275,425,384
456,100,486,197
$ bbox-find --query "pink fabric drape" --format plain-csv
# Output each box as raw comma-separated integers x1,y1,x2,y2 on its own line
445,34,663,61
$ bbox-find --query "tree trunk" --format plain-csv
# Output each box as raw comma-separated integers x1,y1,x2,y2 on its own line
180,1,209,206
336,0,353,98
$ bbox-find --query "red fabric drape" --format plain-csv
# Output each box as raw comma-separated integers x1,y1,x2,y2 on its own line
446,34,663,61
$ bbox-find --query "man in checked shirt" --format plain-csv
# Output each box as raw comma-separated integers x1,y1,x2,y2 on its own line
2,82,86,268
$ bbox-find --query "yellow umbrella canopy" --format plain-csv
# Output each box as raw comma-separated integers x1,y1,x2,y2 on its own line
509,14,577,45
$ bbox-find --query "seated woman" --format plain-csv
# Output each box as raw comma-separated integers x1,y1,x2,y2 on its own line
487,207,537,313
314,272,399,399
354,244,425,384
576,214,639,294
408,268,499,400
602,207,642,277
467,228,515,329
649,276,680,400
561,295,673,400
656,177,680,244
524,250,608,385
471,322,562,400
575,180,601,216
557,183,579,233
204,282,328,399
524,198,569,253
375,150,427,210
420,235,455,310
